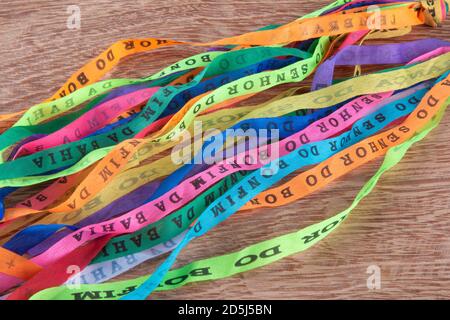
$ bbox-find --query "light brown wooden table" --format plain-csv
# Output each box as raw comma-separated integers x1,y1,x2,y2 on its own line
1,0,450,299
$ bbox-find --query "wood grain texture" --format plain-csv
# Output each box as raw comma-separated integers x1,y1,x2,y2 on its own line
1,0,450,299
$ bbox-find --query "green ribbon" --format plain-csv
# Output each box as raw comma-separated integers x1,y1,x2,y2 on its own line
30,99,448,300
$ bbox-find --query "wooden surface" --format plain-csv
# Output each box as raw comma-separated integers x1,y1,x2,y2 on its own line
1,0,450,299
